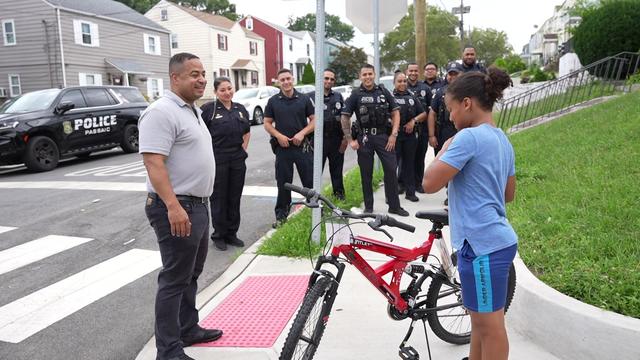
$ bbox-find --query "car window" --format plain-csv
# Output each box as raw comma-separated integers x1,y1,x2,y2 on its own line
0,89,61,113
110,87,147,104
234,88,259,100
83,88,116,107
269,87,279,96
59,89,87,109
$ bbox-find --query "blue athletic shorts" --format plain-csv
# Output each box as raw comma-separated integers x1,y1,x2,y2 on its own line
457,241,517,313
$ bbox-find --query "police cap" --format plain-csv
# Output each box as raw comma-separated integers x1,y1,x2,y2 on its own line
446,62,462,74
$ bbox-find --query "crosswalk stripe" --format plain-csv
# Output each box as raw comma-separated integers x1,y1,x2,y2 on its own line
0,249,161,343
0,226,17,235
0,235,94,276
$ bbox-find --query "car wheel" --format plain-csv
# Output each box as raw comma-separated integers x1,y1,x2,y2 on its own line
253,107,264,125
120,124,139,153
23,136,60,172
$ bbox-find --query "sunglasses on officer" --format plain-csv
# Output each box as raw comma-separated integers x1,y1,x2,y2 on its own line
324,76,336,81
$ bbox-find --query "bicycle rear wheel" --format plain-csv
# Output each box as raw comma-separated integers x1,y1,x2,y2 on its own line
279,276,333,360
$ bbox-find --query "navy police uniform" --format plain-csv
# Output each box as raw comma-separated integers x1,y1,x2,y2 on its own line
406,80,431,192
342,84,402,212
461,62,487,73
393,89,425,198
265,90,314,221
201,100,250,248
310,89,346,199
429,85,457,155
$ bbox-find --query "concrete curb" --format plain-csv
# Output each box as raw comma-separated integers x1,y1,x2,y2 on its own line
509,253,640,360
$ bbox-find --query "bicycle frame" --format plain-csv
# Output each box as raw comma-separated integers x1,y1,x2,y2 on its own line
312,226,444,314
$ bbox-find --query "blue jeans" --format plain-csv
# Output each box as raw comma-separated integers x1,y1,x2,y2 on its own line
145,195,210,360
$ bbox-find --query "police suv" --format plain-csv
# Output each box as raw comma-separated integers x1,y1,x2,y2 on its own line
0,86,148,172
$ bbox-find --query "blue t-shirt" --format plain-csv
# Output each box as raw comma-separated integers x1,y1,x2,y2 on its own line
440,124,517,256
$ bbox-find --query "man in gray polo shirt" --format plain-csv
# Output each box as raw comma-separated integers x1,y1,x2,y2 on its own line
140,53,222,360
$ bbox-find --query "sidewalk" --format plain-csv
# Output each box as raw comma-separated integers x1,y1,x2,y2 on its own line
136,150,564,360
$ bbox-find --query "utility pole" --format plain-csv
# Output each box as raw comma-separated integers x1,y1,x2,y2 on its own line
414,0,427,76
452,0,470,52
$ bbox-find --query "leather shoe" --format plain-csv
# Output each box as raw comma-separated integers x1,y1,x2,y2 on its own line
213,239,227,251
226,236,245,247
415,186,425,194
405,194,419,202
166,354,195,360
388,207,409,217
181,326,223,347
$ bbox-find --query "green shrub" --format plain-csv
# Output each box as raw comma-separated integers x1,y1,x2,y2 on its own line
301,61,315,85
521,65,555,83
627,71,640,85
494,54,527,74
573,0,640,66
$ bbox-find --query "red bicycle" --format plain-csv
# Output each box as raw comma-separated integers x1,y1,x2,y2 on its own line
279,184,516,360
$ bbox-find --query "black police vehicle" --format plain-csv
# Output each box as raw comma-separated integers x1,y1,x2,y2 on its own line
0,86,148,172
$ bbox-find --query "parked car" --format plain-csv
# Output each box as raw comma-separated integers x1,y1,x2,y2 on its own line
232,86,279,125
332,85,353,100
379,75,394,90
0,86,148,172
294,85,315,94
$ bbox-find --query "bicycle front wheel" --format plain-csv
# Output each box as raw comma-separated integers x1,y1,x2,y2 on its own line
279,276,333,360
425,274,471,345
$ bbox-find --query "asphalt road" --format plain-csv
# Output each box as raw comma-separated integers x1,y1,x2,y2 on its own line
0,125,356,360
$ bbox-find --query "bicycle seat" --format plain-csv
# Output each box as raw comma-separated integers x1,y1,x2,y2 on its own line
415,209,449,225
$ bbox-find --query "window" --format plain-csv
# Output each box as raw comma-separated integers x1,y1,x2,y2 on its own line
109,87,146,104
171,33,178,49
73,20,99,47
251,71,258,86
217,34,228,50
2,20,16,46
59,89,87,108
306,44,310,56
288,38,292,51
249,41,258,56
78,73,103,86
246,17,253,30
147,78,164,99
8,75,21,97
144,34,161,55
160,9,168,21
83,88,116,107
219,69,230,77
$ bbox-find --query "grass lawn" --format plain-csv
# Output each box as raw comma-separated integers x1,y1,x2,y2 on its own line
257,166,383,258
508,90,640,318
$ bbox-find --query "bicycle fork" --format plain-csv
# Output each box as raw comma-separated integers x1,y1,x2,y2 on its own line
308,255,346,326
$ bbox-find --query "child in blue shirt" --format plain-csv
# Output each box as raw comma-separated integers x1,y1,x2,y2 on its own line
423,67,515,360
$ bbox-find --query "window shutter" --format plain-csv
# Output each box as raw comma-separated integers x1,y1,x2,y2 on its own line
146,79,153,98
157,78,164,96
154,36,161,55
91,23,99,47
73,20,82,44
94,74,103,86
78,73,86,86
143,34,149,54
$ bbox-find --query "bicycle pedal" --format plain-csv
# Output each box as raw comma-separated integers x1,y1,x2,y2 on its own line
399,346,419,360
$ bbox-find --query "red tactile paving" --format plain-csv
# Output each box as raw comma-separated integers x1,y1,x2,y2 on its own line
196,275,309,348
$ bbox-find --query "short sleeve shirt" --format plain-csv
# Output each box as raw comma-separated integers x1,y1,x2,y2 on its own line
439,124,517,255
138,90,215,197
309,90,344,137
342,84,399,123
264,90,314,138
201,100,250,160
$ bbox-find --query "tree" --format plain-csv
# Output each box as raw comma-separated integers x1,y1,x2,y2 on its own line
467,28,513,66
494,54,527,74
301,61,315,85
329,46,368,85
114,0,155,13
380,5,459,72
573,0,640,66
288,13,355,43
114,0,239,20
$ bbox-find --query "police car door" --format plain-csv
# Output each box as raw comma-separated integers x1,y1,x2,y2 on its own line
56,89,90,153
71,88,120,150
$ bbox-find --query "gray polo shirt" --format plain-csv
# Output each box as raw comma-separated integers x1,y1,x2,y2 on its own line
139,90,215,197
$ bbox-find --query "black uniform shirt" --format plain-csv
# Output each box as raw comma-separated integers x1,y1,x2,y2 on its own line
342,84,399,128
407,80,431,132
429,86,457,142
425,77,445,97
201,100,250,159
461,62,487,73
309,89,344,138
393,89,425,139
264,90,314,138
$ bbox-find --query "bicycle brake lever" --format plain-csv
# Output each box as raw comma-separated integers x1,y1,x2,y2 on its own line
379,228,394,242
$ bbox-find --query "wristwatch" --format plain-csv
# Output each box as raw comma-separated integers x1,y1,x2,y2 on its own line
391,131,399,137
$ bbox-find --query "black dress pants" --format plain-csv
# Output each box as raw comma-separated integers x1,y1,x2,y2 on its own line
396,134,418,196
322,135,345,197
210,155,246,243
356,133,401,211
275,146,313,220
145,197,209,360
414,130,429,189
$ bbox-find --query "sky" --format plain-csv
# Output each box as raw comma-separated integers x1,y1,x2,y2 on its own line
232,0,565,55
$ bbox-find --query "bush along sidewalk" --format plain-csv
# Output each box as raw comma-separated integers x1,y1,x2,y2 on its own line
257,166,384,258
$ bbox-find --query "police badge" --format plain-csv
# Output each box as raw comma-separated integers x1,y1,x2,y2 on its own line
62,121,73,135
409,99,415,106
421,90,426,97
335,102,342,110
379,95,386,103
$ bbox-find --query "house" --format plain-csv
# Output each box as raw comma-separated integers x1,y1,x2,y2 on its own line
145,0,265,100
239,15,316,85
0,0,171,100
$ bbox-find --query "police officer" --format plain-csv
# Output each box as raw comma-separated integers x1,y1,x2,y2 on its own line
392,72,427,202
461,45,487,73
424,62,445,93
264,68,315,228
341,64,409,216
406,62,432,194
201,77,251,251
427,62,462,205
309,69,347,200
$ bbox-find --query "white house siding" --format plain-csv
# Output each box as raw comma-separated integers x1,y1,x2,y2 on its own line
282,32,315,84
0,0,63,96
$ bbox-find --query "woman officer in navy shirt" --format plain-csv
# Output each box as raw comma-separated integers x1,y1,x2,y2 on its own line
201,77,251,251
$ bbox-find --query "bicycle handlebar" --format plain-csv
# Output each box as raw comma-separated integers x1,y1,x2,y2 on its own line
283,183,415,234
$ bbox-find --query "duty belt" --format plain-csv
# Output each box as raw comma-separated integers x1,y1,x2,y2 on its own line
148,192,208,204
362,127,387,135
